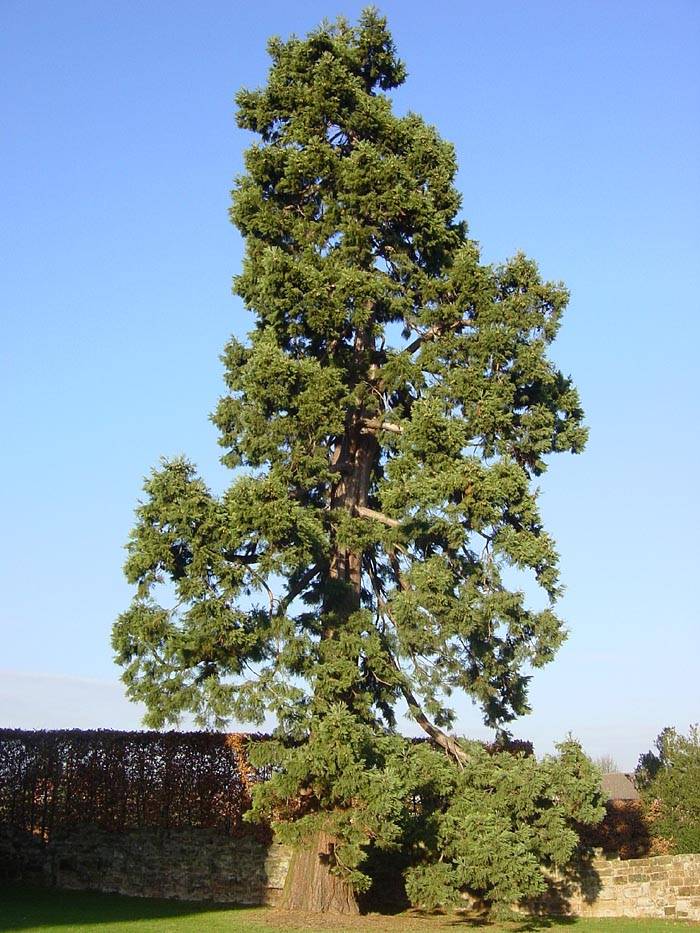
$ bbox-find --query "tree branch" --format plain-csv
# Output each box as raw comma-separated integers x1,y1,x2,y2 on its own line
402,317,474,355
360,417,403,435
366,562,471,769
276,565,321,617
223,548,260,565
399,679,471,768
403,325,440,355
355,505,400,528
388,550,409,590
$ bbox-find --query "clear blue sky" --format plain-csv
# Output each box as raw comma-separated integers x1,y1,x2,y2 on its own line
2,0,698,769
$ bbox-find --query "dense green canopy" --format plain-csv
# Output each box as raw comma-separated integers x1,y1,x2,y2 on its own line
113,11,597,911
114,9,584,740
638,726,700,854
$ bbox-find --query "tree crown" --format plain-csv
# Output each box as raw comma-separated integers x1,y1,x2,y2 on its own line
113,8,586,742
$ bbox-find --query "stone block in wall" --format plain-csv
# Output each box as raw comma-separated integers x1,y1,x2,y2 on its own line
0,824,292,907
525,852,700,922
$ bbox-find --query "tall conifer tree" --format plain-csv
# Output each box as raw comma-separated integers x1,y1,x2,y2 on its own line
113,10,596,913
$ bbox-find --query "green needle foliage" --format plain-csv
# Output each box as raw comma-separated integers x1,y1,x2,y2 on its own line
402,739,604,914
637,725,700,854
113,9,599,911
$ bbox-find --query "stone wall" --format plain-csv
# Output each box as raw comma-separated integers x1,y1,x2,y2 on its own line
2,824,699,920
545,853,700,921
0,825,292,906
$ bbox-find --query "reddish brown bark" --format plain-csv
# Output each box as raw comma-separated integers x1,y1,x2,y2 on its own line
281,831,359,914
287,339,376,915
327,410,379,609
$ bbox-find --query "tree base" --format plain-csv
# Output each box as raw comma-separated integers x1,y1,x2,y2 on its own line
281,831,359,914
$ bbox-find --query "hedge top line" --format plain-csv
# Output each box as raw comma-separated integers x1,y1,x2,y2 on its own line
0,729,262,743
0,729,533,753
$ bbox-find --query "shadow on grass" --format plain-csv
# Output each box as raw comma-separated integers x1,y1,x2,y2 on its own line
494,920,576,931
0,885,253,930
1,886,583,932
422,911,577,929
358,846,584,929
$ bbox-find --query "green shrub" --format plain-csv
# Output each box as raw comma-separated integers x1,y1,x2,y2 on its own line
638,725,700,854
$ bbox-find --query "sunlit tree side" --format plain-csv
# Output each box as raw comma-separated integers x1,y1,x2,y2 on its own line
113,10,594,914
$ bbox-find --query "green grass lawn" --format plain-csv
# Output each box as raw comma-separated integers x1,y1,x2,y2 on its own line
0,887,697,933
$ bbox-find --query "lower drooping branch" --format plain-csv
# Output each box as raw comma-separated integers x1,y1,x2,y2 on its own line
398,677,471,768
366,562,471,769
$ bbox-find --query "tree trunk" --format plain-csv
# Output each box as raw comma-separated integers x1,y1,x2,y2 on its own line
282,334,374,916
326,405,379,609
281,831,360,914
